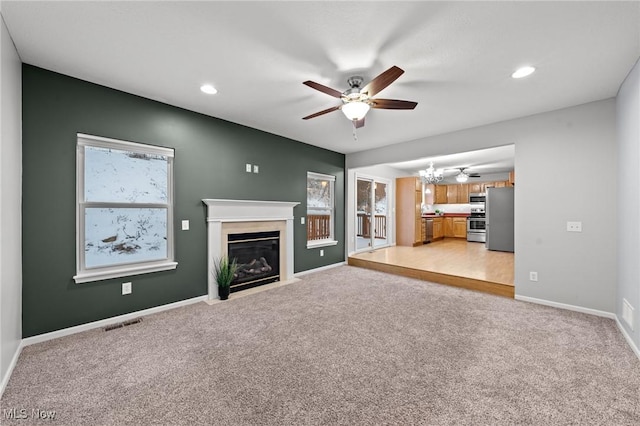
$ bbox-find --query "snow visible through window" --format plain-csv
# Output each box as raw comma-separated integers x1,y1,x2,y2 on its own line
82,145,170,269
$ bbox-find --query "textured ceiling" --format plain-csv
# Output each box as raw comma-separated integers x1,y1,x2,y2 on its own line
2,1,639,162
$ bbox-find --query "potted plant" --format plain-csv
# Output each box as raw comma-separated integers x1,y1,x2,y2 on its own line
213,255,238,300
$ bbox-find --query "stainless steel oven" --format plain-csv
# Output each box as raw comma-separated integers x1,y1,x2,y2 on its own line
469,193,486,215
467,216,486,243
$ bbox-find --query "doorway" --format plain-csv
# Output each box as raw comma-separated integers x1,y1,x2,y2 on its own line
355,176,390,251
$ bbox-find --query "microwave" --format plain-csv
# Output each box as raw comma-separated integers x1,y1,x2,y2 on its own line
469,193,486,204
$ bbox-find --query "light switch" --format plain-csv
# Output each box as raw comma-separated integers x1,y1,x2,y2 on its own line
245,163,252,173
301,217,305,225
122,282,132,295
181,220,189,231
253,165,259,173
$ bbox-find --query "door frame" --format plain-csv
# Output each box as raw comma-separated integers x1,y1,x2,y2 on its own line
354,173,393,253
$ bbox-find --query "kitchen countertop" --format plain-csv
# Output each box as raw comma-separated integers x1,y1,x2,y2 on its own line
422,213,470,218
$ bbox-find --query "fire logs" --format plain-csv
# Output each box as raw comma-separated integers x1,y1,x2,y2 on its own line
235,257,272,279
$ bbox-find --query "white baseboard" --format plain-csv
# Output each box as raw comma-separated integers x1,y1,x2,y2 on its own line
616,317,640,361
22,295,208,347
1,340,24,398
514,294,616,319
515,294,640,360
294,261,346,277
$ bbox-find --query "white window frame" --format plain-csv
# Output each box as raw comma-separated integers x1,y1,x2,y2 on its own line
74,133,177,283
306,171,338,249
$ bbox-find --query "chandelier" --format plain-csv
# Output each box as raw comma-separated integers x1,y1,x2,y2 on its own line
419,162,444,184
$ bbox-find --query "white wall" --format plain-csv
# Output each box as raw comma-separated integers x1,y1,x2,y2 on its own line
347,99,617,314
0,12,23,395
617,56,640,350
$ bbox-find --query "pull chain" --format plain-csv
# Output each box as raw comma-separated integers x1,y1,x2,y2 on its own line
352,120,358,141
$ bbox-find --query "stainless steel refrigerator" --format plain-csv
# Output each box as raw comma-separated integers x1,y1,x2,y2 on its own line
485,187,514,252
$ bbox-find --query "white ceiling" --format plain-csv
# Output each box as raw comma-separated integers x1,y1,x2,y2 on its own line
388,145,515,181
2,1,639,165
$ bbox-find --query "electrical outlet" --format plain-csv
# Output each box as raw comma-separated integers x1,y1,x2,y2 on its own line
301,217,305,225
567,221,582,232
253,165,259,173
122,282,132,295
320,249,324,257
529,271,538,282
181,220,189,231
245,163,252,173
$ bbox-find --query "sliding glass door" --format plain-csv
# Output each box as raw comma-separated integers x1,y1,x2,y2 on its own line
356,176,390,251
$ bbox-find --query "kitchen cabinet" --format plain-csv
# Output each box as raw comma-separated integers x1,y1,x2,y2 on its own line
457,184,469,203
444,217,453,237
508,170,515,187
446,185,458,204
483,181,509,192
434,185,448,204
434,184,470,204
433,217,444,240
396,177,423,246
424,184,435,205
453,217,467,238
444,217,467,238
469,183,483,194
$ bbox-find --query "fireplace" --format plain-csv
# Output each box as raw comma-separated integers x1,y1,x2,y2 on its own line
202,199,299,301
228,230,280,292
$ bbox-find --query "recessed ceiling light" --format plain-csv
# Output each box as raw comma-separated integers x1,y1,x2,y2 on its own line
200,84,218,95
511,66,536,79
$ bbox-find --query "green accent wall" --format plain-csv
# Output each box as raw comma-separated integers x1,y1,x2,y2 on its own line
22,65,345,337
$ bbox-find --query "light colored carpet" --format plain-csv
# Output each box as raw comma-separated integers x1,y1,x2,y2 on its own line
2,266,639,425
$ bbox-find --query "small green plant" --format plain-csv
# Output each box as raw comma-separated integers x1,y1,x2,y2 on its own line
213,255,238,288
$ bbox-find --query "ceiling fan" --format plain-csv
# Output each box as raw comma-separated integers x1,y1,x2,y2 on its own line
302,65,418,129
454,167,481,183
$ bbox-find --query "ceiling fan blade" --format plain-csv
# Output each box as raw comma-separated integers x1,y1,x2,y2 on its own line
361,66,404,97
354,118,365,129
370,98,418,110
302,105,341,120
303,81,343,98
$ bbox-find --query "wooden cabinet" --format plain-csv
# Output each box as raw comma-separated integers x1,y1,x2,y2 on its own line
444,217,453,237
435,184,470,204
443,216,467,238
469,183,483,194
435,185,448,204
433,217,444,240
457,184,469,203
446,185,458,204
396,177,423,247
453,217,467,238
508,170,515,187
483,181,509,192
424,184,435,205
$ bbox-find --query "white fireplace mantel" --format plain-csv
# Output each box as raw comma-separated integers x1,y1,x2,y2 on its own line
202,199,300,300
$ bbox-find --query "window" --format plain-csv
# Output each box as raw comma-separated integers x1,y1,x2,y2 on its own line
74,134,177,283
307,172,338,248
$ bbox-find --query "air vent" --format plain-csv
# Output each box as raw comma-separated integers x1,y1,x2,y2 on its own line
104,317,143,332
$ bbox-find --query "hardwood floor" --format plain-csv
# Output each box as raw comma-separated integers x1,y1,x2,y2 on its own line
348,238,515,298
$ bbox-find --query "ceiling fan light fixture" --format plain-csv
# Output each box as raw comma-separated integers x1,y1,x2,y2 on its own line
511,66,536,79
200,84,218,95
342,101,370,121
456,170,469,183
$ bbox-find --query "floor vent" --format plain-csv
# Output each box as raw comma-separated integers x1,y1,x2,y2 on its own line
104,318,143,332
